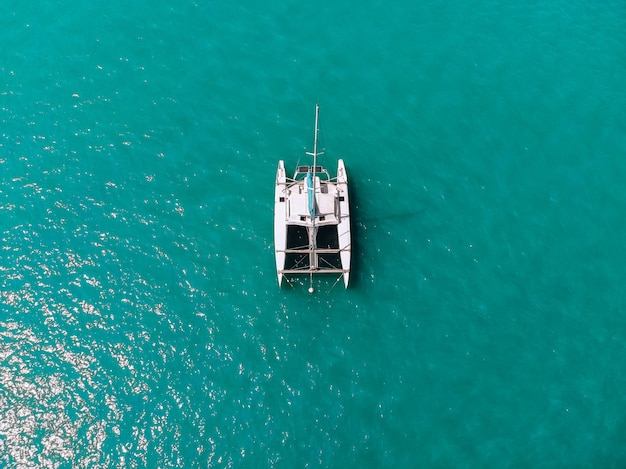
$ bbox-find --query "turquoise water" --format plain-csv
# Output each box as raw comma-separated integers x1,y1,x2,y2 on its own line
2,1,626,467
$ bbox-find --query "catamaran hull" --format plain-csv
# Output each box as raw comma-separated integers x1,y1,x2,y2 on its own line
274,160,287,286
336,159,351,288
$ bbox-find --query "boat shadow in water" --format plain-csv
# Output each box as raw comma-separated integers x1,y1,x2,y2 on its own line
349,181,423,290
348,179,362,290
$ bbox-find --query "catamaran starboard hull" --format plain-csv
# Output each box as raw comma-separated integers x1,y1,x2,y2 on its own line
336,159,351,288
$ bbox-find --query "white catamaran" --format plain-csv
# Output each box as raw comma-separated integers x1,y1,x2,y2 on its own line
274,104,351,292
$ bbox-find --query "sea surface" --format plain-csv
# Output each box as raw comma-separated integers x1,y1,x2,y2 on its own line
2,1,626,467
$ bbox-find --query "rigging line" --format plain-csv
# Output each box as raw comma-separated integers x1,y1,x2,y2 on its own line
288,244,311,250
328,274,343,293
318,128,327,167
318,256,338,269
291,255,308,269
317,105,331,167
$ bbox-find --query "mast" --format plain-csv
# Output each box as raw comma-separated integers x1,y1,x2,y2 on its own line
305,103,323,220
312,104,319,171
306,104,324,174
